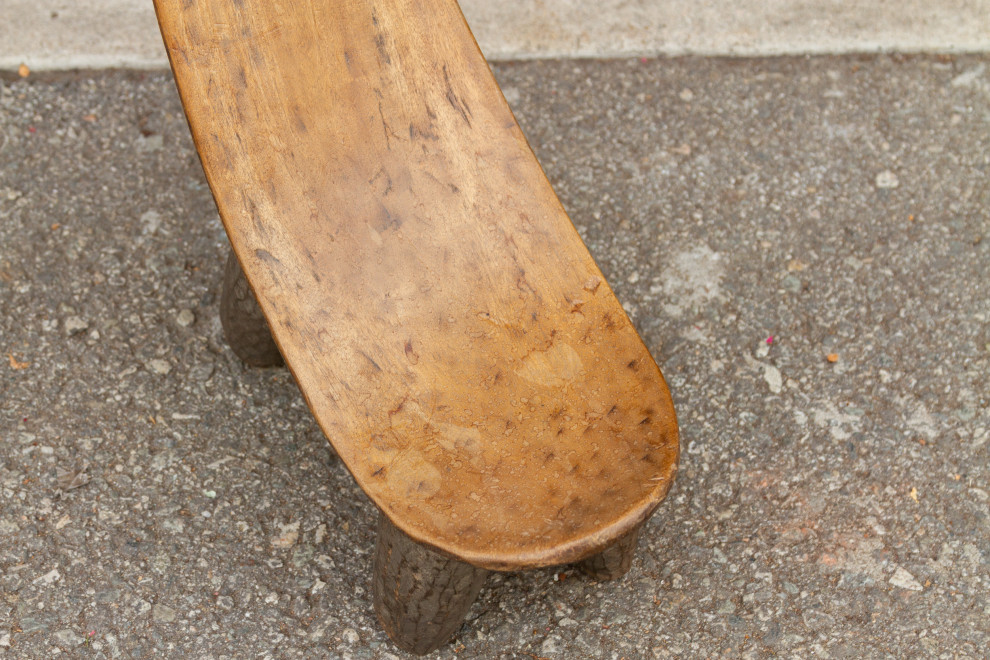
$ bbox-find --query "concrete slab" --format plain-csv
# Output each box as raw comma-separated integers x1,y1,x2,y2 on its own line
1,54,988,658
1,0,989,71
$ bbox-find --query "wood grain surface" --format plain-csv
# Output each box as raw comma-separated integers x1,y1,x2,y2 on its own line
154,0,678,570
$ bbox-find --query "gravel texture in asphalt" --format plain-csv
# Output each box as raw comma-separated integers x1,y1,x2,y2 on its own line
1,55,988,658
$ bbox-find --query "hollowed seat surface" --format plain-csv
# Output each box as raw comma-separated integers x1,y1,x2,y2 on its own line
155,0,678,570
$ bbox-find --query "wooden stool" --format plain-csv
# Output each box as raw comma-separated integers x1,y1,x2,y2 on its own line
155,0,678,653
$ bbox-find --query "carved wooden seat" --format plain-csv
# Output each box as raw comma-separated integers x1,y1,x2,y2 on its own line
155,0,678,653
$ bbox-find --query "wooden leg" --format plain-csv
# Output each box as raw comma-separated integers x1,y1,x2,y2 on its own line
577,523,643,580
219,249,285,367
373,514,489,655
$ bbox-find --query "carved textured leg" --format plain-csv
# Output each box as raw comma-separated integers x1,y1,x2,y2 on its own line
373,514,489,655
577,523,643,580
219,249,285,367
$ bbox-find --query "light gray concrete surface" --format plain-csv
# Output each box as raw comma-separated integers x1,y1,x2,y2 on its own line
1,55,989,658
2,0,990,71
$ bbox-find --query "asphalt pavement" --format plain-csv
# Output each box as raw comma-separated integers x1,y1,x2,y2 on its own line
1,55,988,658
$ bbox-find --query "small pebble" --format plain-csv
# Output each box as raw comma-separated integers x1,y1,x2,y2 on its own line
34,568,61,585
176,309,195,327
146,359,171,375
782,275,801,292
541,636,561,654
191,363,215,382
341,628,360,644
136,135,164,153
53,629,83,647
764,364,783,393
501,86,521,105
950,64,985,88
64,316,89,335
19,616,48,634
875,170,899,189
272,521,300,548
889,567,923,591
152,604,176,623
140,210,162,234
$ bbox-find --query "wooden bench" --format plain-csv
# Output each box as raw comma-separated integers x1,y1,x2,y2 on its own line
154,0,679,653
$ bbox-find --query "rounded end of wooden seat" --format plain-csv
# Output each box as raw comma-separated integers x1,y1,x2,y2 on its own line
373,386,679,572
382,457,677,572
